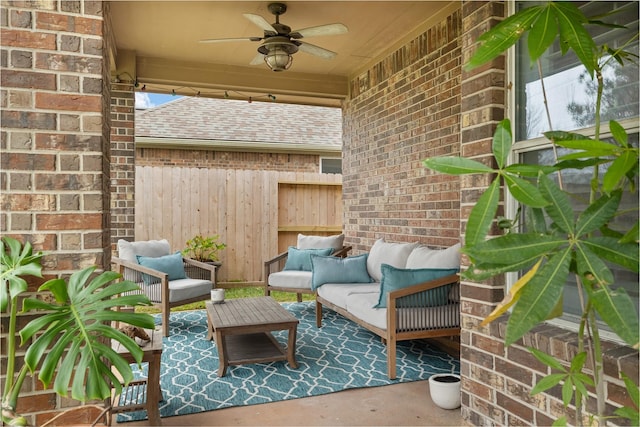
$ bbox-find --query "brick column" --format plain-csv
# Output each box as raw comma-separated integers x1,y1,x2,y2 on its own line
459,1,508,425
1,1,110,424
110,82,136,255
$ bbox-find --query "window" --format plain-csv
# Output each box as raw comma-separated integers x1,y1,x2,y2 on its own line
511,1,639,336
320,157,342,174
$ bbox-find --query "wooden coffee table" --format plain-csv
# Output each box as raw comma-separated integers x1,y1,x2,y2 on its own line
205,296,299,376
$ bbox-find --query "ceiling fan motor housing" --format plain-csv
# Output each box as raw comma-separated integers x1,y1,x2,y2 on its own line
258,36,299,55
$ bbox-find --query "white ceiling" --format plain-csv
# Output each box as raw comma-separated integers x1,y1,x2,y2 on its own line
109,1,457,106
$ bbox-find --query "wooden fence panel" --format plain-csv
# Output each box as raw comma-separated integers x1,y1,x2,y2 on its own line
134,166,341,284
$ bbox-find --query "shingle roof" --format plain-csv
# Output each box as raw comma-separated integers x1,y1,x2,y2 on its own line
135,96,342,147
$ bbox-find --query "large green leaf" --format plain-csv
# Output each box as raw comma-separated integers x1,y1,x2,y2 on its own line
553,139,619,153
539,173,575,234
575,190,621,236
525,206,548,234
0,237,44,307
504,163,558,177
528,5,558,62
554,2,597,76
603,151,638,194
583,237,639,272
465,233,565,266
463,254,543,280
422,156,494,175
574,242,614,286
20,266,154,402
465,6,543,70
504,174,549,208
493,119,512,169
465,179,500,247
590,287,639,348
609,120,629,147
506,248,572,346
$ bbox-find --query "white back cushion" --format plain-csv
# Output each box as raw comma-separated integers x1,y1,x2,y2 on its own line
297,233,345,250
117,239,171,262
406,243,461,269
366,238,418,282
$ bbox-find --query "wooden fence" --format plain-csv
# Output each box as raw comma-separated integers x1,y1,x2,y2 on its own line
134,166,342,284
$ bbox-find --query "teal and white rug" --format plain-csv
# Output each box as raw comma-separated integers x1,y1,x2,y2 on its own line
116,301,459,422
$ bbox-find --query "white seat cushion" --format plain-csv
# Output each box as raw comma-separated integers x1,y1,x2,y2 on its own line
268,271,313,290
144,278,212,303
317,283,381,309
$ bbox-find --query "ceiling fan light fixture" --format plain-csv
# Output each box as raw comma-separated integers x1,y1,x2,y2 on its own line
258,36,298,72
264,46,293,72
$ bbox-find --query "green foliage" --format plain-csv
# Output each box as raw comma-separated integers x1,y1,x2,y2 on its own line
0,237,155,425
425,1,639,425
182,234,227,262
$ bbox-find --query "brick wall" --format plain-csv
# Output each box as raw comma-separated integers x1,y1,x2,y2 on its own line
342,8,462,253
1,1,110,423
137,147,323,172
110,82,136,252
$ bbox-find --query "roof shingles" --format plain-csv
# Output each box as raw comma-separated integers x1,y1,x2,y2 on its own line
136,97,342,147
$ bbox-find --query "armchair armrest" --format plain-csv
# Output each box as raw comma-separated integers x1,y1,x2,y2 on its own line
183,258,219,285
264,251,290,283
333,245,352,258
113,257,168,283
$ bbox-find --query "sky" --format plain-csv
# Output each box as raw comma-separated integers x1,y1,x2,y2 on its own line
135,92,182,109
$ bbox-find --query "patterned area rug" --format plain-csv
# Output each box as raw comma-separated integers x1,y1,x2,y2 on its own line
116,301,460,422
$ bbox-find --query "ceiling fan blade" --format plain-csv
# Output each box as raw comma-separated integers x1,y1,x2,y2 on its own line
199,37,262,43
291,23,348,39
249,52,265,65
243,13,277,34
297,42,337,60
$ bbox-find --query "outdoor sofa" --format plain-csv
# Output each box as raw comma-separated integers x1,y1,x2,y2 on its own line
313,239,461,379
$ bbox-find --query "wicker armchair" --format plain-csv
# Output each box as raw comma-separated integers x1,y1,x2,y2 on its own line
113,239,219,336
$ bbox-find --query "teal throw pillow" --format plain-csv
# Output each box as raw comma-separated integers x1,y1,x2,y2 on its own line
375,264,458,308
283,246,334,271
136,251,187,285
310,254,372,290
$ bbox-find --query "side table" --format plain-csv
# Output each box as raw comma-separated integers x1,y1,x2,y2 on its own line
111,328,163,426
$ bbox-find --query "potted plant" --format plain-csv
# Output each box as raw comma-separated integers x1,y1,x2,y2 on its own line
1,237,155,426
182,234,226,264
423,2,638,425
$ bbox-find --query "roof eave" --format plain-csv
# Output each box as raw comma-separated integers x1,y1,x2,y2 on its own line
135,137,342,156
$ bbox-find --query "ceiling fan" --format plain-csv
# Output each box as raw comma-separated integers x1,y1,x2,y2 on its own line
200,2,348,72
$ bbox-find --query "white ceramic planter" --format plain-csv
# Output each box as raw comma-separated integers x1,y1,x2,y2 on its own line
211,288,225,304
428,373,461,410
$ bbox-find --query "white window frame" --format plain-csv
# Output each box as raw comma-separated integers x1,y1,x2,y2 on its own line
320,157,342,174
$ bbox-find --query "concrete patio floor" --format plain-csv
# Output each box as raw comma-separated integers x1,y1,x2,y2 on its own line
116,379,465,426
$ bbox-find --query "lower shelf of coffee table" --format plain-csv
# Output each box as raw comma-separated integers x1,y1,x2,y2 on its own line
224,332,287,366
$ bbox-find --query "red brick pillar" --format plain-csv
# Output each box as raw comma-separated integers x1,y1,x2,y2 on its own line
1,1,111,424
459,1,508,425
110,82,136,255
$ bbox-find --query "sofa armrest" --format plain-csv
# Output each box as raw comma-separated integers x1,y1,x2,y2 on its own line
386,273,460,333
